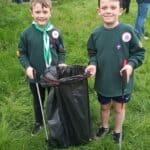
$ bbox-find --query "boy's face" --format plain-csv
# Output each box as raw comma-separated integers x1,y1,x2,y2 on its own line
97,0,122,28
31,3,51,27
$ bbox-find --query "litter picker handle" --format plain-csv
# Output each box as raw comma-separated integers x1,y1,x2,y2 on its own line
120,59,127,149
33,69,38,82
123,59,127,67
84,71,92,78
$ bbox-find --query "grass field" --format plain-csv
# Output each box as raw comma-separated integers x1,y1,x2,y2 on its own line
0,0,150,150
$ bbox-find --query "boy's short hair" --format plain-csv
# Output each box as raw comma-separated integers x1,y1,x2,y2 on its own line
98,0,123,8
30,0,52,10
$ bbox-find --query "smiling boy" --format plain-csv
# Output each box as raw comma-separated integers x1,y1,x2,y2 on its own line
17,0,66,135
85,0,145,144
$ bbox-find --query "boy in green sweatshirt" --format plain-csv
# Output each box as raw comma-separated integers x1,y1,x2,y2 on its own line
17,0,66,135
85,0,145,144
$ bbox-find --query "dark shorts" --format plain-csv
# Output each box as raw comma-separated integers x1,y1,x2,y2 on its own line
97,93,131,105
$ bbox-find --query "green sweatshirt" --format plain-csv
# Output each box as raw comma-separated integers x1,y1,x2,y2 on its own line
18,24,66,82
87,23,145,97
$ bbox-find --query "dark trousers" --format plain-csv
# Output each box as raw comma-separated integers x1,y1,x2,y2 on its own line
123,0,131,13
29,83,50,123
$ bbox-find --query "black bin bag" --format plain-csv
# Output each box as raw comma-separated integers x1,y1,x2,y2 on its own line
40,65,92,148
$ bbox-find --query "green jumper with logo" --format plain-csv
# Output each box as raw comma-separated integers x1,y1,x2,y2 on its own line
87,23,145,97
18,24,65,82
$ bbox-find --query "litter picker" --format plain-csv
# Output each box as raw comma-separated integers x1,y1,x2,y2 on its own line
33,69,49,141
121,59,128,107
119,59,128,150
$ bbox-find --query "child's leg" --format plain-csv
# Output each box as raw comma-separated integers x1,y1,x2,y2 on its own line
97,94,112,128
96,103,111,137
29,83,46,124
113,102,126,133
100,103,111,128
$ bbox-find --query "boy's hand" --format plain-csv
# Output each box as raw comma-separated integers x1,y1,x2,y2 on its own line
58,63,67,67
26,66,34,80
85,65,96,77
120,64,133,83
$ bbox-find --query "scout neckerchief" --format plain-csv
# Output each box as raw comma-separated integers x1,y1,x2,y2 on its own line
33,21,53,68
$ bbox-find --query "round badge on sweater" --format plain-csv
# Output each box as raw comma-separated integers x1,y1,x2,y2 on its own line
122,32,132,42
52,30,59,39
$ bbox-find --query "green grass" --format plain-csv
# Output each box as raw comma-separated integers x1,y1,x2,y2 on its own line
0,0,150,150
